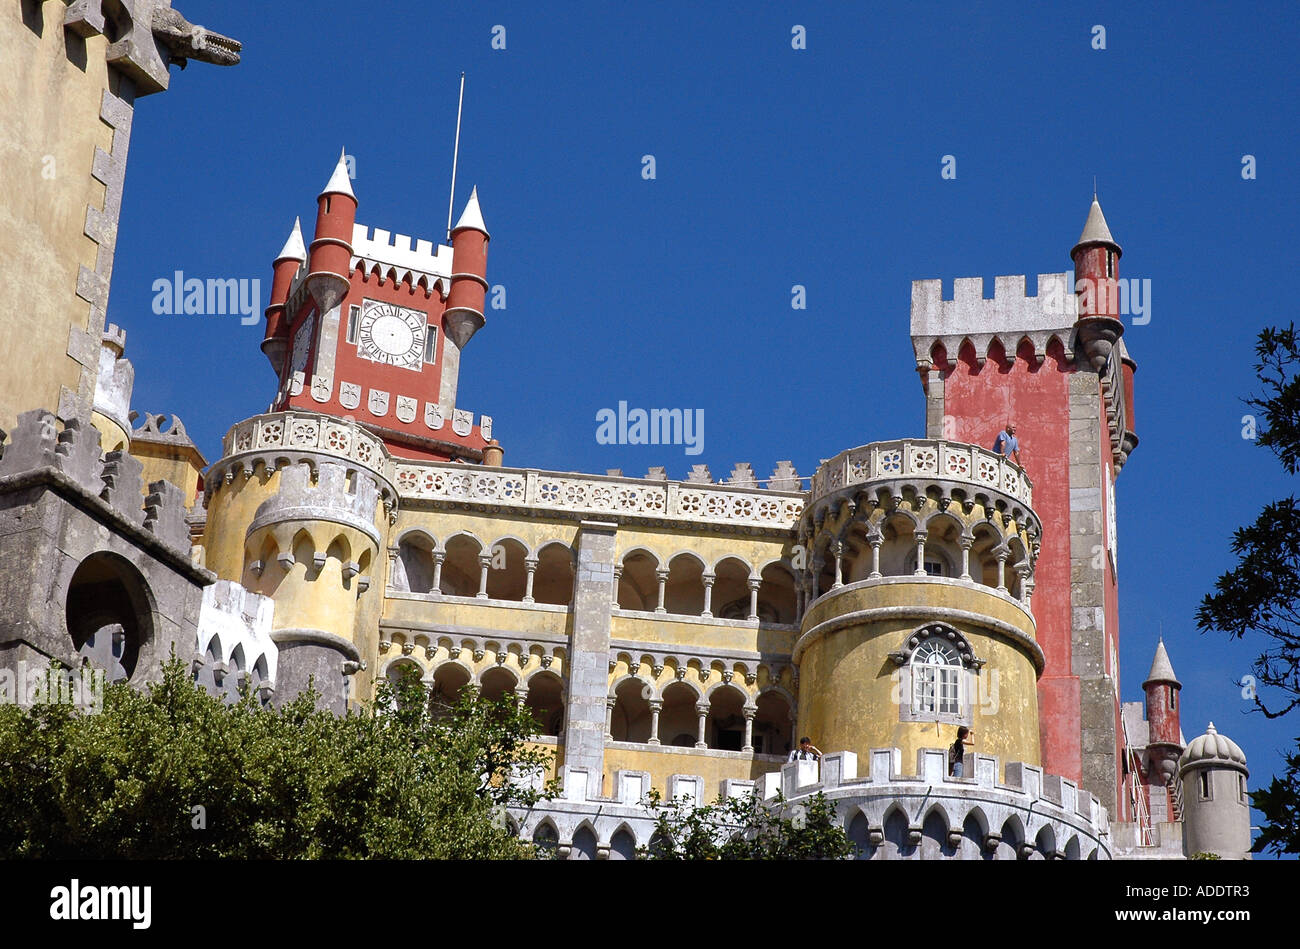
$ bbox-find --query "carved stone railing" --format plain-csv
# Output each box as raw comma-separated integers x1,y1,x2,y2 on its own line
219,411,391,478
394,463,804,531
811,439,1033,509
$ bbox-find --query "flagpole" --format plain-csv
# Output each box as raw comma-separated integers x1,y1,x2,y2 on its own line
446,72,466,241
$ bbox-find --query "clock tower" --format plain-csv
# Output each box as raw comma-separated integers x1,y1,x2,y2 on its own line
261,151,497,463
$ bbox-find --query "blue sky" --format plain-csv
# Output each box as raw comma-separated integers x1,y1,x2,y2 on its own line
111,0,1299,842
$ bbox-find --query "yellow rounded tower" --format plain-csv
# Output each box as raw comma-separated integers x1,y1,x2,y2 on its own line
794,439,1043,769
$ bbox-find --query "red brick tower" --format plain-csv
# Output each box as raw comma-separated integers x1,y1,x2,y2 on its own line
262,151,495,463
1140,639,1183,821
909,198,1137,813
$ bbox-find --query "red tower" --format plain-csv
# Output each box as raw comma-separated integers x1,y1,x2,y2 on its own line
909,197,1137,812
1140,638,1183,821
265,151,495,463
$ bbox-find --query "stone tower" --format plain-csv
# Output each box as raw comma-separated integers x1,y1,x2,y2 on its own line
1140,638,1183,821
910,198,1138,812
1179,723,1252,860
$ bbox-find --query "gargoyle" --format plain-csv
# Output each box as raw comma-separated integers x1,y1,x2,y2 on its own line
151,4,241,69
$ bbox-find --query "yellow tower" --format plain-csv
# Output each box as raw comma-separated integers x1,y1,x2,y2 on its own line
795,439,1043,769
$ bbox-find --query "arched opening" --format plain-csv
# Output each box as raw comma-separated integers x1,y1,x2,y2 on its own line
664,553,705,615
440,534,482,596
532,542,575,606
194,635,223,696
292,529,315,579
847,812,873,860
609,827,637,860
532,822,558,856
881,808,914,860
920,809,956,859
752,689,793,757
711,557,752,619
428,662,472,718
659,681,699,748
910,514,962,577
385,658,425,712
758,562,798,624
485,538,528,601
1064,835,1081,861
570,824,598,860
479,666,518,704
524,671,564,736
961,812,993,860
971,524,1002,590
395,533,435,593
877,512,921,578
66,551,153,683
705,684,746,751
610,677,651,743
997,817,1025,861
1033,825,1056,861
616,550,659,610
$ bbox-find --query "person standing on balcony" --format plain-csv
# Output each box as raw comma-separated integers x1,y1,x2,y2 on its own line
994,423,1022,466
948,726,975,777
788,736,823,763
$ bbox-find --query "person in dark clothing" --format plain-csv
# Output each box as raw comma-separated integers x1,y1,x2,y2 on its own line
949,726,975,777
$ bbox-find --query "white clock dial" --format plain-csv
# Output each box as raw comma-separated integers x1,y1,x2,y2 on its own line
357,300,426,370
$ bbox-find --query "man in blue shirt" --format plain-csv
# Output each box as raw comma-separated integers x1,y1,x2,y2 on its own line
994,422,1022,466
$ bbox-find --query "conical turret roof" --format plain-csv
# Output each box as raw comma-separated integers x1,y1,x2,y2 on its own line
452,185,488,237
1072,196,1121,256
275,217,306,262
1143,637,1180,687
320,148,355,200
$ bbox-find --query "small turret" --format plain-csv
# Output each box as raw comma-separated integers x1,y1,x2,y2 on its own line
1071,196,1124,371
306,149,357,314
262,217,306,369
445,186,490,349
1142,638,1182,786
1179,723,1251,859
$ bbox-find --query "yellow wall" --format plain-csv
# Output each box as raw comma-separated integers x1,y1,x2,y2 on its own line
797,578,1041,769
0,5,117,430
604,744,787,797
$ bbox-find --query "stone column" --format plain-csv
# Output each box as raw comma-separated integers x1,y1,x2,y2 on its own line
694,702,710,749
868,533,883,579
431,551,445,595
701,572,715,617
654,567,668,613
746,578,761,621
523,557,538,603
604,696,616,738
913,530,928,576
648,698,662,745
831,542,844,589
995,548,1009,592
476,553,491,598
565,521,618,797
611,564,623,608
958,535,973,581
742,707,756,753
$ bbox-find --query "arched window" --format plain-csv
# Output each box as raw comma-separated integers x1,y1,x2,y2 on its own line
911,640,961,717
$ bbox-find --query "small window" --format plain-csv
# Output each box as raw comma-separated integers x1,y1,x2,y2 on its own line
1105,251,1114,278
346,305,360,343
923,559,945,577
1238,774,1246,803
1169,690,1175,711
911,640,961,717
1199,771,1210,801
423,326,438,364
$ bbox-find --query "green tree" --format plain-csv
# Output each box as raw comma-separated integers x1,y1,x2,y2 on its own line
1197,322,1300,855
639,789,856,860
0,658,555,858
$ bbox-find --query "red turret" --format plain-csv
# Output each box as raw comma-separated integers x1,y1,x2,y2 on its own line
1071,196,1124,371
1142,638,1183,786
306,149,357,314
262,217,306,369
445,186,489,349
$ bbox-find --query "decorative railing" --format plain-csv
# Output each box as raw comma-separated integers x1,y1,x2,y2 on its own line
394,464,803,530
220,412,392,482
811,439,1033,507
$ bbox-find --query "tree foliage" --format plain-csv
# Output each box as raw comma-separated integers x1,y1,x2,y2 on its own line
638,789,856,860
1197,322,1300,855
0,658,554,858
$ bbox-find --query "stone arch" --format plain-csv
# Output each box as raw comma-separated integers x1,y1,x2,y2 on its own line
961,809,994,860
880,805,915,860
325,533,351,567
485,536,529,601
440,533,483,596
291,528,316,578
704,682,748,751
757,561,798,624
753,687,794,757
710,556,753,620
569,822,599,860
659,680,701,748
1064,835,1082,861
610,676,653,743
664,551,706,615
523,669,564,736
998,815,1026,861
65,550,156,684
478,664,518,702
384,656,425,711
846,809,874,860
920,807,957,859
428,660,474,717
1033,823,1057,860
876,509,923,578
969,521,1004,590
532,820,559,855
393,528,436,593
532,541,575,606
609,824,637,860
617,548,660,611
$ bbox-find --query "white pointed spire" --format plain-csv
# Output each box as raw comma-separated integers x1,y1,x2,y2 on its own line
1073,196,1120,254
275,216,306,262
452,185,488,237
1144,637,1180,687
320,147,355,200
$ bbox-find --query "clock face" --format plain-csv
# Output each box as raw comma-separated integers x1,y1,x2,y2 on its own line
357,300,426,370
290,309,315,376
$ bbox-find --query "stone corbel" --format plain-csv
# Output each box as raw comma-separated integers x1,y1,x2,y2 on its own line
312,552,327,571
342,560,360,580
277,552,295,571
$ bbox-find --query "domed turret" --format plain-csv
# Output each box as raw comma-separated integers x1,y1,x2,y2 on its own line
1179,722,1251,859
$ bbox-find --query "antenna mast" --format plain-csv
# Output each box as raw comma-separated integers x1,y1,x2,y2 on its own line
446,72,466,241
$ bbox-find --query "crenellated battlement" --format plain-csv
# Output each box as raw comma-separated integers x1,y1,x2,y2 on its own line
507,747,1110,859
349,223,454,293
910,272,1078,370
247,459,385,548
